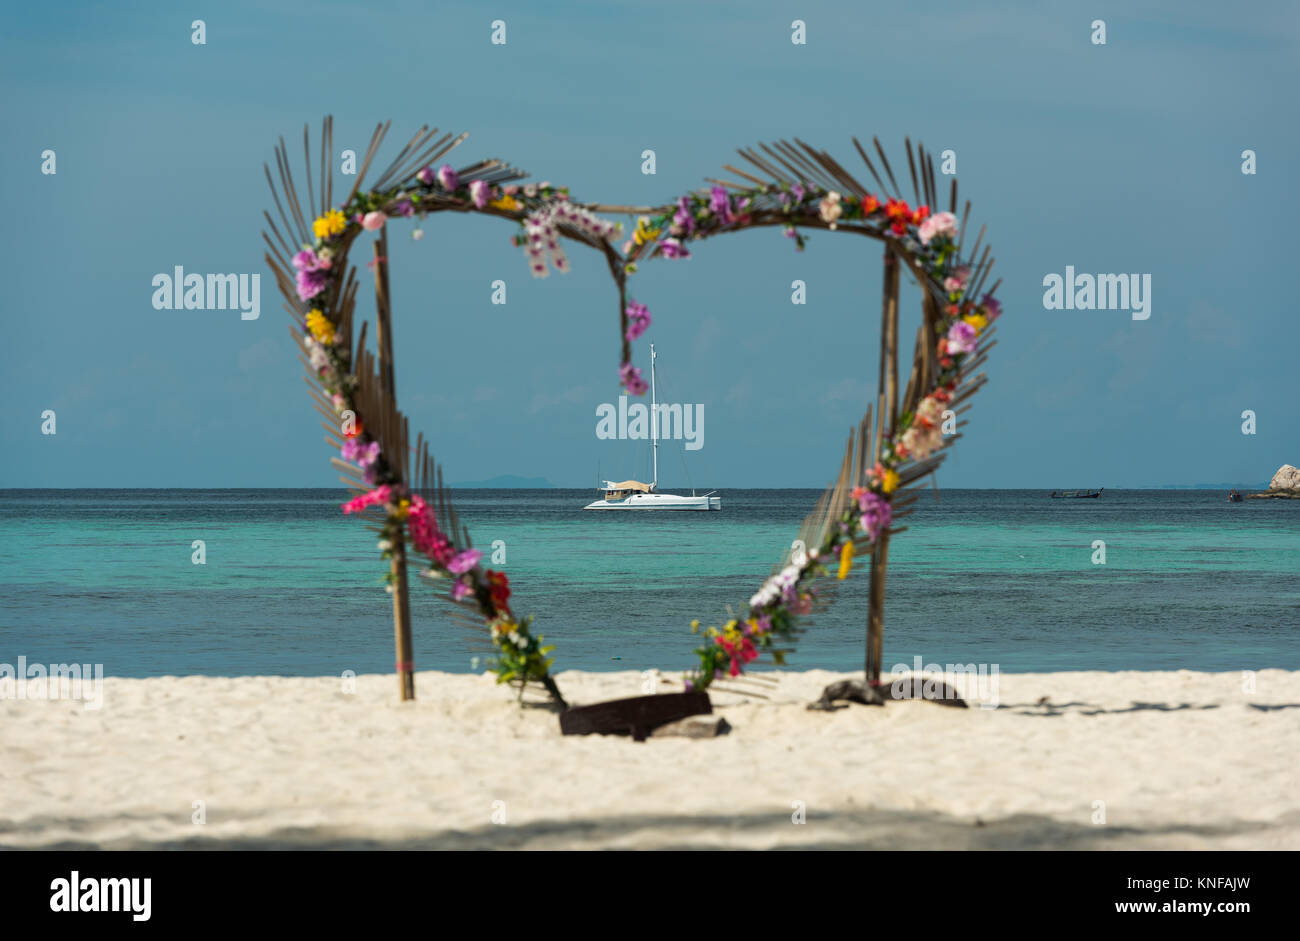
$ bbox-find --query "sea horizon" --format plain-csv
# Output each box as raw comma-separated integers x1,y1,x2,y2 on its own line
4,487,1296,679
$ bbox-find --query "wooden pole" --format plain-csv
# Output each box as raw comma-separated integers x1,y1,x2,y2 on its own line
374,227,395,398
866,248,900,686
390,536,415,701
373,225,415,701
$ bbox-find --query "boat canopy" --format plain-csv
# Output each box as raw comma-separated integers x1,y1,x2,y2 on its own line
603,480,651,492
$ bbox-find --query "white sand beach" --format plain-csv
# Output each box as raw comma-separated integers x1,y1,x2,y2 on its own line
3,668,1298,850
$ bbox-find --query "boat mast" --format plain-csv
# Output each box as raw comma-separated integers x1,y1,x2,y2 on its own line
650,343,658,490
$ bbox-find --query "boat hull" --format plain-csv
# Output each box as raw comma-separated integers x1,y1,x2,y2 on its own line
584,493,721,510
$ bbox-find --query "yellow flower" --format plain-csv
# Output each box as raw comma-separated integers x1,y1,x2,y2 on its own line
964,313,989,334
306,309,336,346
690,619,700,633
490,194,521,211
881,469,899,494
837,541,854,580
312,209,347,240
632,216,661,246
395,499,411,520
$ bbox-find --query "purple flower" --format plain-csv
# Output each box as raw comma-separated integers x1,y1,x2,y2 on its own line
673,196,696,236
658,238,690,260
451,578,473,602
297,265,330,301
981,293,1002,322
791,183,806,203
709,185,734,224
447,548,482,575
857,491,893,541
391,199,414,218
619,362,648,396
625,300,652,341
417,166,436,185
947,320,977,354
437,165,458,192
469,179,490,209
342,438,381,467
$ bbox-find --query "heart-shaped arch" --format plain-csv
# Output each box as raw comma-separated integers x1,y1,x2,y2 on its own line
262,119,1001,706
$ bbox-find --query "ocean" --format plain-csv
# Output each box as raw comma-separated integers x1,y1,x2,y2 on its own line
1,488,1297,678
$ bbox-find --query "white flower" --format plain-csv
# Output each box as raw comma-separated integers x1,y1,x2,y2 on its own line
819,192,843,229
411,228,424,241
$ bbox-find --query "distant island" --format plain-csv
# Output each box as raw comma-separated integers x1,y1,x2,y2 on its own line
448,475,555,489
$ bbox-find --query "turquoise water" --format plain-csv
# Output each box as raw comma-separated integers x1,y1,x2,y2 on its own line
1,489,1297,677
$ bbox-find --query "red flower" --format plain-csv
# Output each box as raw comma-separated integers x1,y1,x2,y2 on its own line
946,304,960,317
862,194,880,214
884,197,911,220
940,357,954,368
910,205,931,225
486,570,512,617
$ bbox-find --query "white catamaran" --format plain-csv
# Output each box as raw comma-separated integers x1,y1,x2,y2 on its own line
584,344,721,511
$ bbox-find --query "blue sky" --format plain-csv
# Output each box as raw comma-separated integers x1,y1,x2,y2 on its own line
1,0,1296,487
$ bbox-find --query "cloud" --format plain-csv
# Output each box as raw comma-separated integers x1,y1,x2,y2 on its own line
528,385,591,415
693,316,723,358
823,377,873,405
237,338,281,372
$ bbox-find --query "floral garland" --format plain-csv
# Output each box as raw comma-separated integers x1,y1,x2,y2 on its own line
289,148,997,697
601,181,1002,688
291,165,616,697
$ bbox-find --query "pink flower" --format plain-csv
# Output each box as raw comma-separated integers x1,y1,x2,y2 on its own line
469,179,489,209
447,549,482,575
619,362,648,396
451,578,474,602
943,266,970,293
918,211,958,246
437,165,458,192
341,485,392,515
417,166,436,185
362,211,387,231
407,495,455,567
947,320,977,354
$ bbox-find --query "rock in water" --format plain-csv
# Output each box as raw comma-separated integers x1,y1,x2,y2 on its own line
1270,464,1300,490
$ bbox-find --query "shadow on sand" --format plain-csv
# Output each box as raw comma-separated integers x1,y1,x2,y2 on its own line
5,807,1295,851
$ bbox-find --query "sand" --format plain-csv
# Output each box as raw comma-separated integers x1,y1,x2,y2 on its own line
3,668,1298,850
